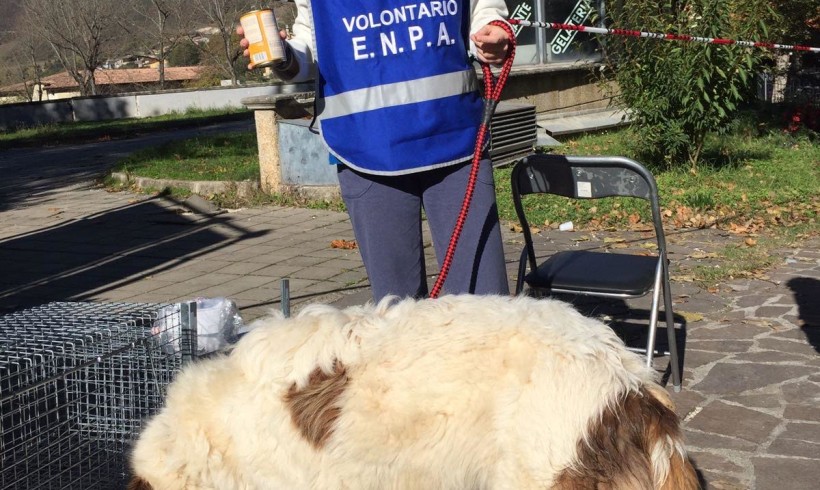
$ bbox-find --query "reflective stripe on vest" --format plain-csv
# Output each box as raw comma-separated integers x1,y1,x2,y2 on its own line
319,70,478,120
309,1,483,175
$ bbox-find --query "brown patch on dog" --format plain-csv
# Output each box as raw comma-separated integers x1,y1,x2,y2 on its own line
551,387,700,490
283,360,349,449
660,450,700,490
126,476,153,490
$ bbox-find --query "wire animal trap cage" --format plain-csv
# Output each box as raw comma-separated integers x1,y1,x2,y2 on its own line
0,301,197,490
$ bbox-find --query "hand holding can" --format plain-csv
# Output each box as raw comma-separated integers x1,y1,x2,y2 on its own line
238,9,286,70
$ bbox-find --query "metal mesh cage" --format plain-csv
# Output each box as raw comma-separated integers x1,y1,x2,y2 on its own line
0,301,196,490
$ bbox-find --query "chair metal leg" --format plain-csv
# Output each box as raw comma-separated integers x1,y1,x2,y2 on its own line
644,261,664,368
662,261,683,392
515,247,528,296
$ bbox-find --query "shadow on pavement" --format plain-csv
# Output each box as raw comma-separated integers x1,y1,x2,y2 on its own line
0,151,109,214
557,295,689,388
0,192,266,314
787,276,820,353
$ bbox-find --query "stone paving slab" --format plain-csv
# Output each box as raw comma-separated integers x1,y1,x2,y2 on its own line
1,139,818,488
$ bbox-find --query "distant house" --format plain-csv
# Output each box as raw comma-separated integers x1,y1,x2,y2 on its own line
0,66,205,101
101,55,161,70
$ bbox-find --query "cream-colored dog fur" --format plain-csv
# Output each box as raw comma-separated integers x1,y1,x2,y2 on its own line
130,294,696,489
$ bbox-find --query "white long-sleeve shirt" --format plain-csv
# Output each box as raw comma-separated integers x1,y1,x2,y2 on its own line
285,0,509,82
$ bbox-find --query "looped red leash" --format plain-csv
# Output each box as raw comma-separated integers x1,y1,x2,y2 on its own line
430,20,517,299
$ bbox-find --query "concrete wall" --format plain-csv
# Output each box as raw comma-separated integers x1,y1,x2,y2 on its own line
0,100,75,129
0,84,290,130
503,64,614,116
135,86,276,118
278,119,335,186
71,96,138,122
1,66,611,130
1,65,613,131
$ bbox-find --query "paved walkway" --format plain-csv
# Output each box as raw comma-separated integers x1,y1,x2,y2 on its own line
0,138,817,489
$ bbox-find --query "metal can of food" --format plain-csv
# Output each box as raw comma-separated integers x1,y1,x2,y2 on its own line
240,9,286,69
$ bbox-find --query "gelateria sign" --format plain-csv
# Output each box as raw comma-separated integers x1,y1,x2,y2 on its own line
551,0,594,55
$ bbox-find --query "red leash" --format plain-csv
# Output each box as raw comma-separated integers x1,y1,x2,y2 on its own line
430,20,517,299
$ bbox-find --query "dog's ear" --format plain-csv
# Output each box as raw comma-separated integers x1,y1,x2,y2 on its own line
644,383,675,411
126,476,154,490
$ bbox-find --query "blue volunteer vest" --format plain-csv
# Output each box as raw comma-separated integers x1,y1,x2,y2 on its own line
309,1,484,175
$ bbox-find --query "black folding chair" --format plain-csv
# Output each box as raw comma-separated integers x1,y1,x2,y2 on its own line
511,154,682,391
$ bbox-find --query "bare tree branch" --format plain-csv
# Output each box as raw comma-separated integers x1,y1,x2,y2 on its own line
120,0,190,88
23,0,117,96
188,0,254,85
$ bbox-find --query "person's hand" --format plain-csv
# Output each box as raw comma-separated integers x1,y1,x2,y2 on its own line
470,24,510,64
236,26,253,70
236,25,287,70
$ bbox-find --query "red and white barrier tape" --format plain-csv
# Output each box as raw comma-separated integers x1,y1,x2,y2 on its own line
508,19,820,53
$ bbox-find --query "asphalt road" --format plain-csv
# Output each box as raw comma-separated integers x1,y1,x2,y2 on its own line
0,118,255,213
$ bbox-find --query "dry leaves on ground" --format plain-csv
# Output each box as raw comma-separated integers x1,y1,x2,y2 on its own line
331,239,358,250
509,223,543,234
672,274,697,282
677,310,705,323
689,250,719,259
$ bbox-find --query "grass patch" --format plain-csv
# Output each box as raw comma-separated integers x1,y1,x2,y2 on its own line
114,131,259,181
691,242,779,284
687,223,812,285
205,184,345,212
0,108,251,149
494,125,819,234
493,120,818,285
107,133,346,212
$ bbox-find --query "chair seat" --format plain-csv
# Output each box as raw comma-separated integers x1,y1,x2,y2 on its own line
525,250,659,296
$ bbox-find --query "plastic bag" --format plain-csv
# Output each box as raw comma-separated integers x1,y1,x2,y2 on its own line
152,297,244,355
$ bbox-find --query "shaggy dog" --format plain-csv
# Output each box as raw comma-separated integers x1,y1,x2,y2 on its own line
128,295,699,490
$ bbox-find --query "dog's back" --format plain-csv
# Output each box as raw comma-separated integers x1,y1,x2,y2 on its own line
130,295,698,489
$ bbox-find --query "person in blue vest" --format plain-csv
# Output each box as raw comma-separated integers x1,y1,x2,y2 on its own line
239,1,511,301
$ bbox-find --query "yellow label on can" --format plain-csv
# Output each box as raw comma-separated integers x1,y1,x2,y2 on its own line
240,9,285,68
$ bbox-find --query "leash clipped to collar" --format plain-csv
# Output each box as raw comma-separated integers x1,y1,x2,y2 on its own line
430,20,517,299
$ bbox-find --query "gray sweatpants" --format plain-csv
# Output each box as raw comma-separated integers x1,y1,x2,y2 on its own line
337,159,509,302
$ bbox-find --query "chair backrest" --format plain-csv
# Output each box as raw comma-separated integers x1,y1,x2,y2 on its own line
511,154,656,200
511,154,668,271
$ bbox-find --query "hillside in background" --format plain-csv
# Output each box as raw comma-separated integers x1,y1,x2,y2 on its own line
0,0,21,31
0,0,22,50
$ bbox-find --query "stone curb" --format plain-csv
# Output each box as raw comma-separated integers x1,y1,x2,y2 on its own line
110,172,259,198
110,172,343,203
